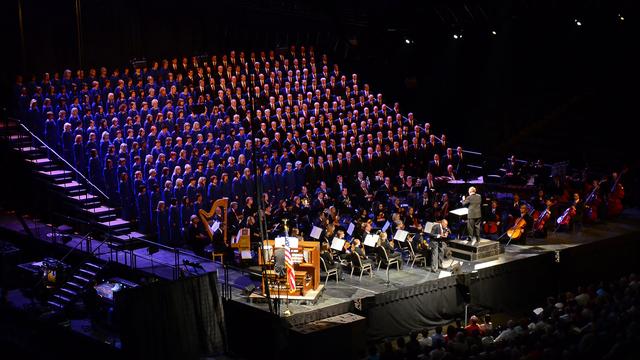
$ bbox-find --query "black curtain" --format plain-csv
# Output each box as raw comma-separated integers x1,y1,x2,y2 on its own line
469,252,557,313
117,272,225,360
360,276,463,340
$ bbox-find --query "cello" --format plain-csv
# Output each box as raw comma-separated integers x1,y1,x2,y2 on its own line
506,205,528,241
483,201,500,235
506,216,527,240
607,168,627,218
534,206,551,232
556,203,576,226
584,178,606,222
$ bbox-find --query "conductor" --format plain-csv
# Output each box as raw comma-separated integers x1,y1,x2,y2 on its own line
462,186,482,245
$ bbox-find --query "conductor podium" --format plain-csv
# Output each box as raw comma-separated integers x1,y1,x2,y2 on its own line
448,239,502,261
258,239,320,297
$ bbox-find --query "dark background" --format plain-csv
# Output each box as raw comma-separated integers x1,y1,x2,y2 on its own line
1,0,637,169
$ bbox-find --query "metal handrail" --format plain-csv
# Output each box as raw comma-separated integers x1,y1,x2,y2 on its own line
52,211,214,270
12,117,109,200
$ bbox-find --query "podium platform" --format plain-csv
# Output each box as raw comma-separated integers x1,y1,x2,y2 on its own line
448,239,502,261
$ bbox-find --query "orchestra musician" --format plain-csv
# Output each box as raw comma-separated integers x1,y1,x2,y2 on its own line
557,193,584,232
506,204,533,243
482,200,502,239
429,219,451,271
320,242,344,280
533,199,554,238
351,238,373,266
378,231,403,267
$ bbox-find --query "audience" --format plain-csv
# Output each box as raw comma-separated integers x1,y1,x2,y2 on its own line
364,273,639,359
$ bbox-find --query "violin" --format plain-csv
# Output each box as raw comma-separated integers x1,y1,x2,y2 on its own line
506,216,527,240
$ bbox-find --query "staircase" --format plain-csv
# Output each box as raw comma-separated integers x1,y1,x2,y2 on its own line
47,260,105,310
3,120,132,236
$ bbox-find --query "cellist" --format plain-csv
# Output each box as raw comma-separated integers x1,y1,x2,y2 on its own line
556,193,584,233
533,199,554,238
506,204,532,243
482,200,502,239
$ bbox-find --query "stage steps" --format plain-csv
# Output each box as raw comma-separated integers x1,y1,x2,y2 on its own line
4,125,134,237
47,260,106,312
448,239,502,261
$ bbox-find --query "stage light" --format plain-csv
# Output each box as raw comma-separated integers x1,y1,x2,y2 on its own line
491,30,497,36
618,14,624,22
574,19,582,27
405,39,411,44
453,34,459,39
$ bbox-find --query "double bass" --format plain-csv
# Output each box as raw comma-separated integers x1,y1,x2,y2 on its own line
607,168,627,218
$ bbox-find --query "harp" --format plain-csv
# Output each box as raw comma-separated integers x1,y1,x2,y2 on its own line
199,198,229,245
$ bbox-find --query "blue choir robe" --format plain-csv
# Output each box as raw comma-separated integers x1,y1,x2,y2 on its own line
88,156,104,190
157,209,169,244
137,191,151,233
119,179,134,220
72,143,85,175
169,204,181,245
61,131,74,163
180,204,193,230
150,190,161,235
44,119,58,150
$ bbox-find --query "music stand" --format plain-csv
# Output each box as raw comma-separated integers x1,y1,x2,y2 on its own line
309,226,323,240
393,229,409,242
364,234,379,247
331,237,346,251
346,223,356,237
449,207,469,240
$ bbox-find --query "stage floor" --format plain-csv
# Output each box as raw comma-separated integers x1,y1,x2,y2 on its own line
2,208,640,328
224,208,640,325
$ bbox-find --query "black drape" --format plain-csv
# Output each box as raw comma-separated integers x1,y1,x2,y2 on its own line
360,276,463,340
117,272,225,360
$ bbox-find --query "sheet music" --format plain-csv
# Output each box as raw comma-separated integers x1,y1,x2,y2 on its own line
346,222,355,236
364,234,379,247
394,229,409,242
240,250,252,259
331,237,346,251
310,225,323,239
274,237,285,247
287,236,298,249
450,207,469,216
424,222,435,233
233,228,246,244
209,220,221,234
